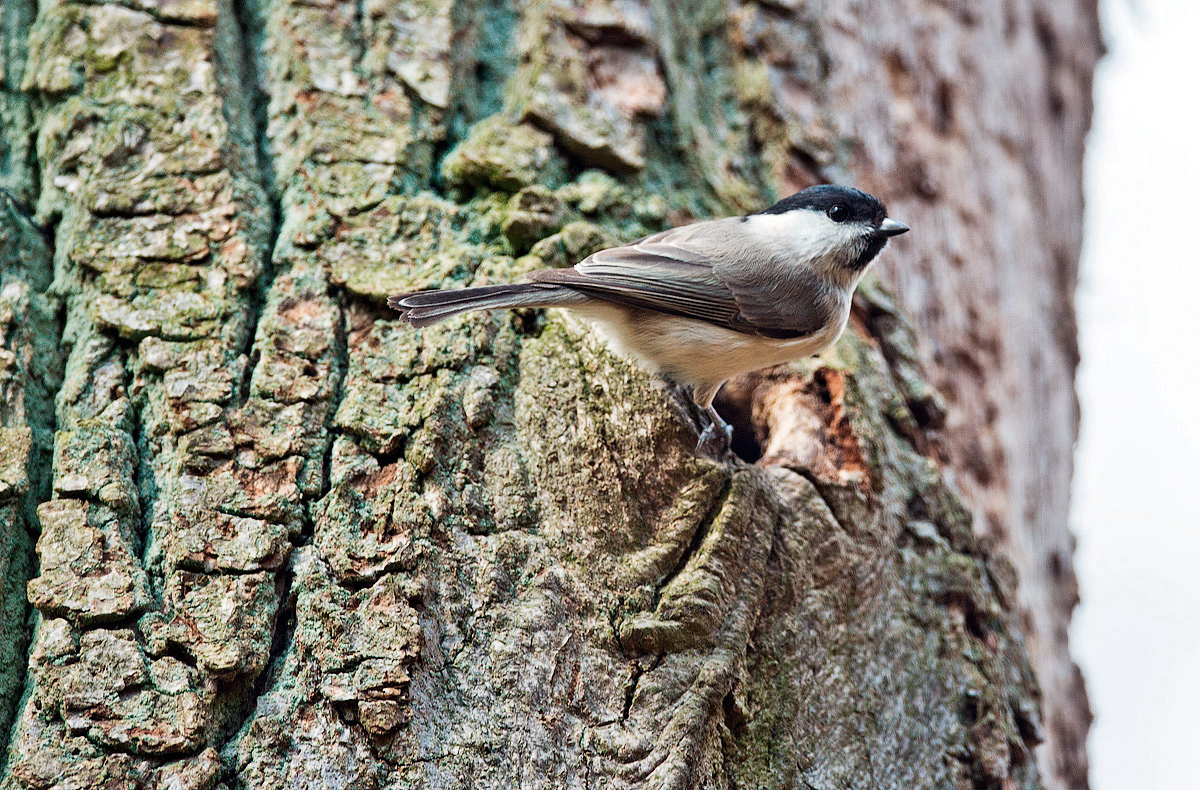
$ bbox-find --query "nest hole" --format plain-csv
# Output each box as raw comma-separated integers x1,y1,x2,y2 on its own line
713,383,762,464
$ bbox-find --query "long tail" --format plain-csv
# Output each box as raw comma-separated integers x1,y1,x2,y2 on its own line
387,283,587,327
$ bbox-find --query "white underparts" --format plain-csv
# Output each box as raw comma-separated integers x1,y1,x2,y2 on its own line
566,301,848,408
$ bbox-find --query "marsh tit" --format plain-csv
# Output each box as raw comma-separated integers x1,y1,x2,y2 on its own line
389,185,908,452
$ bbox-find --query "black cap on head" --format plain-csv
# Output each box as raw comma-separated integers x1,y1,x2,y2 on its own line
758,185,888,226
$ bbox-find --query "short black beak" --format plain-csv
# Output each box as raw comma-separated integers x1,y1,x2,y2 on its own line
876,218,909,237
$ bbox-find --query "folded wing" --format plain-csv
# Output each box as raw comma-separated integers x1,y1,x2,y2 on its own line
526,224,828,340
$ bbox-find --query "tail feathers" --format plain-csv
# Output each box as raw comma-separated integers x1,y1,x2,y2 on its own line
388,283,584,327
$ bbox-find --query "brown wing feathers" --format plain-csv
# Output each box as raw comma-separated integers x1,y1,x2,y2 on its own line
392,226,832,340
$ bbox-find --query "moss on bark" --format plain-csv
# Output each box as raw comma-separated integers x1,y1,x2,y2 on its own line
0,0,1096,788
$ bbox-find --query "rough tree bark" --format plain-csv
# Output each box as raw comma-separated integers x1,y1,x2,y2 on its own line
0,0,1098,788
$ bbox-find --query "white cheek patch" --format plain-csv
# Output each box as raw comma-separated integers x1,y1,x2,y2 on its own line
742,211,864,268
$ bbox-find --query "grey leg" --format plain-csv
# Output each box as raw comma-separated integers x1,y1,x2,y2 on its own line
695,403,733,456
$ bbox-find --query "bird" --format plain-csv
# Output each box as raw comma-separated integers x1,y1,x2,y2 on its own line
388,185,908,453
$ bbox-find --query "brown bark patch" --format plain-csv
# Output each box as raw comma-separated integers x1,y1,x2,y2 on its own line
731,367,870,489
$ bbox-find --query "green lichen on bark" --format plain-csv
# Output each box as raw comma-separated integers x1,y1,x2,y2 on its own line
0,0,1078,788
0,185,61,761
3,0,280,782
0,0,38,205
715,321,1042,789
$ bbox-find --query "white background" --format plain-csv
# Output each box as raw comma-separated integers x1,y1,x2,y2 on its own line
1073,0,1200,787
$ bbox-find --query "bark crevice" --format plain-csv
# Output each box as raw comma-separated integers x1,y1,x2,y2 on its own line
228,0,281,409
0,0,1097,786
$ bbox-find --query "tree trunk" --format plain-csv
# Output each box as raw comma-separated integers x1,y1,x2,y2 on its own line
0,0,1098,788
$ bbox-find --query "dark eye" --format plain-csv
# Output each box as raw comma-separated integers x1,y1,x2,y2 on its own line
828,205,850,223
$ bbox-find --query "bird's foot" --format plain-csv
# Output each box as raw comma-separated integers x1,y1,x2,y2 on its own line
695,405,733,457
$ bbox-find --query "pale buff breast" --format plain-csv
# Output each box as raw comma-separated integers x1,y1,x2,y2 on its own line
565,301,850,406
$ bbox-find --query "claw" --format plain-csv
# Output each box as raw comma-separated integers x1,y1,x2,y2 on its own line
695,404,733,457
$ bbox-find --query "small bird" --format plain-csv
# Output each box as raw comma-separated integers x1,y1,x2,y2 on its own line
389,185,908,452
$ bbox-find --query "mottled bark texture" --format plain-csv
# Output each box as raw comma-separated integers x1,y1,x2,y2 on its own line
0,0,1097,788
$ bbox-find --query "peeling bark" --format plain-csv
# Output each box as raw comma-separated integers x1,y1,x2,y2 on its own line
0,1,1096,789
